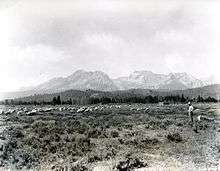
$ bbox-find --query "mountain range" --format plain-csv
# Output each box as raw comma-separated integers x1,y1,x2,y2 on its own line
5,84,220,104
114,71,207,90
24,70,210,91
0,70,217,100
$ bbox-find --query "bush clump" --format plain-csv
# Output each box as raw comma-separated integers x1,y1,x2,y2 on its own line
115,158,147,171
166,132,183,143
0,122,94,169
87,128,102,138
111,130,119,138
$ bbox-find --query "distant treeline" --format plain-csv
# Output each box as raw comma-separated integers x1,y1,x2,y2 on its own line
1,94,218,105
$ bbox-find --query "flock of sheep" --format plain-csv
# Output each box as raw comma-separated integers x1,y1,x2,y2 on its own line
0,104,150,116
0,104,216,123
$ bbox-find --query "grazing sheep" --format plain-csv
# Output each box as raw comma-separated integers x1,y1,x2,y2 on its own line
59,107,63,111
144,108,149,113
23,107,28,112
27,109,38,115
84,108,91,112
5,109,15,114
137,108,141,111
17,111,23,115
44,108,53,112
197,115,214,122
77,107,85,113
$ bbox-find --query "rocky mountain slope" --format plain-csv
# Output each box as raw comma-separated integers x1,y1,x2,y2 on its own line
114,71,205,90
0,70,216,100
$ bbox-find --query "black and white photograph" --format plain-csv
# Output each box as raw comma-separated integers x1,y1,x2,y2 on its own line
0,0,219,170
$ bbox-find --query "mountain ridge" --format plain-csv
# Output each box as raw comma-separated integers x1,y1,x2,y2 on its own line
1,70,217,100
3,84,220,103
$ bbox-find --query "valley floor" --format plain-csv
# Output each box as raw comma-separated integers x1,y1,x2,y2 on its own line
0,103,219,170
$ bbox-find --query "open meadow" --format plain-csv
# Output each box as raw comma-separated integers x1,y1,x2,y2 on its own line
0,103,219,170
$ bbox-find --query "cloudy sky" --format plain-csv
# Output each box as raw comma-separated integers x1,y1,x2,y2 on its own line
0,0,220,92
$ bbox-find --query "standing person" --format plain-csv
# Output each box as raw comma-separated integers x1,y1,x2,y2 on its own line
188,102,194,124
188,101,198,132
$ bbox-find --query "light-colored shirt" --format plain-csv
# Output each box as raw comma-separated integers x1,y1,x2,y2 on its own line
188,106,194,113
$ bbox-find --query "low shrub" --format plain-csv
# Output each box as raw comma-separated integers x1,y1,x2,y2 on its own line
115,158,147,171
166,132,183,143
87,128,102,138
0,123,93,169
111,130,119,138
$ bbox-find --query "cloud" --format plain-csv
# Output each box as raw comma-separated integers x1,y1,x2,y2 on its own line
165,54,185,72
0,44,73,91
81,33,125,51
0,0,219,91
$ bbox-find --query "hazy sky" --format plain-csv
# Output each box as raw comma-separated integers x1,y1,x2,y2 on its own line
0,0,220,92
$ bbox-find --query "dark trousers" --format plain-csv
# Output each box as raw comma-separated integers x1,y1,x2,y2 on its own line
190,111,198,131
189,111,193,123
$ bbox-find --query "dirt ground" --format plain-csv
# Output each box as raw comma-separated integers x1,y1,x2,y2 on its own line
0,103,219,170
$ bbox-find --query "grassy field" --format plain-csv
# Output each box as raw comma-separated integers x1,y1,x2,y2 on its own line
0,103,219,170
